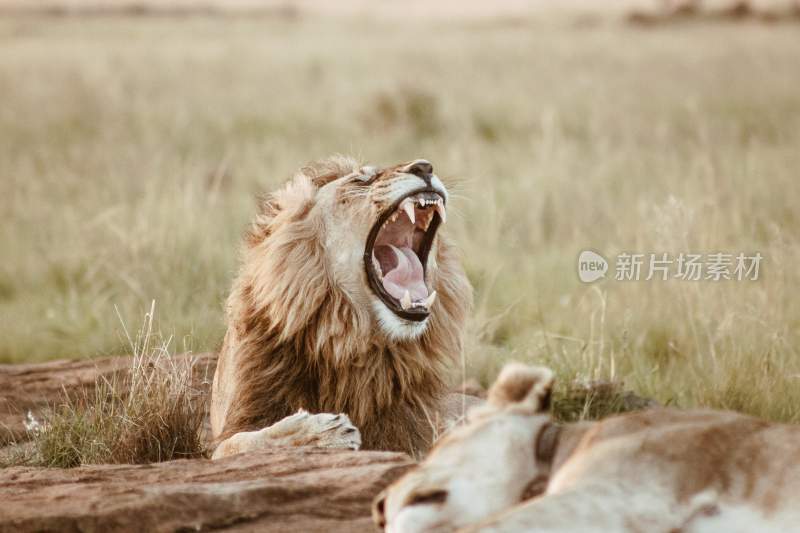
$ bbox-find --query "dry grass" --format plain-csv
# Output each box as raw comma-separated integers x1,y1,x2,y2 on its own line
553,380,660,423
1,13,800,427
3,303,206,467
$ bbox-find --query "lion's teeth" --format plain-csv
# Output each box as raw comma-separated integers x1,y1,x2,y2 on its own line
410,291,437,309
372,254,382,277
402,201,415,224
423,291,437,308
434,201,446,223
400,290,412,310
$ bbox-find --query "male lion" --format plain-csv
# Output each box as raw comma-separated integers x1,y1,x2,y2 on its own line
375,363,800,532
210,157,475,459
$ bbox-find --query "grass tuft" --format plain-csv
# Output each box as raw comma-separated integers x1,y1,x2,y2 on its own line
5,303,206,468
553,380,660,423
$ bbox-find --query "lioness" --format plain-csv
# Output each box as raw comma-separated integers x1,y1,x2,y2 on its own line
211,157,476,459
375,363,800,532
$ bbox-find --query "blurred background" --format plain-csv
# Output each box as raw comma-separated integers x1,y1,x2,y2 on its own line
2,0,799,421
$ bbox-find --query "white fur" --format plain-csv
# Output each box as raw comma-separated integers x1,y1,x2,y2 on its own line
385,173,448,207
430,175,448,203
686,503,800,533
373,300,429,341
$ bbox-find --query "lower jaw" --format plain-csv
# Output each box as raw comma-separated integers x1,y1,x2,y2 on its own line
366,272,432,322
390,308,430,322
373,301,430,340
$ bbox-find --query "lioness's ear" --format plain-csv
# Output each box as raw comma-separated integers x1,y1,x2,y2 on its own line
487,363,554,413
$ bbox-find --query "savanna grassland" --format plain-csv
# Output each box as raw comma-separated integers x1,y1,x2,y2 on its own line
2,12,800,425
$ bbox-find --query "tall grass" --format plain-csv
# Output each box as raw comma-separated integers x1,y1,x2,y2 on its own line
1,15,799,423
4,303,207,467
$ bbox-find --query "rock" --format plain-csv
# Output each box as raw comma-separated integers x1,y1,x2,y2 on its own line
0,353,217,446
0,354,415,531
0,447,413,532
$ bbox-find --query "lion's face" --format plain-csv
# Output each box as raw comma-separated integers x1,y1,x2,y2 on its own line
315,159,449,340
373,364,557,532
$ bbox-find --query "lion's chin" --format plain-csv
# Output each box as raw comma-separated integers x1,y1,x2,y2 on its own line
373,300,430,341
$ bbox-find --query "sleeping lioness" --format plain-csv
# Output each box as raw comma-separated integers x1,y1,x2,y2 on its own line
375,363,800,532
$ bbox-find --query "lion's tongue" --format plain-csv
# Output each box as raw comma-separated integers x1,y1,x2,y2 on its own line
378,245,428,302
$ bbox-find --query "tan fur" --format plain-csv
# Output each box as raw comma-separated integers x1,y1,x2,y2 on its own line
210,156,472,455
377,363,800,533
486,363,554,413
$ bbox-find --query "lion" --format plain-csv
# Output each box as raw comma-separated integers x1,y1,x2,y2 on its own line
210,157,477,459
374,363,800,532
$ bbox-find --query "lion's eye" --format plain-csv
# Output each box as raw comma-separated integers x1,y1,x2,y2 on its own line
406,489,448,506
354,166,379,185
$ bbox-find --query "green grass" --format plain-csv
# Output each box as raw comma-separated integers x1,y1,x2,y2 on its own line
2,14,800,424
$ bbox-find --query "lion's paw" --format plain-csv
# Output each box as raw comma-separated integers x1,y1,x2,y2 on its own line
212,409,361,459
277,409,362,450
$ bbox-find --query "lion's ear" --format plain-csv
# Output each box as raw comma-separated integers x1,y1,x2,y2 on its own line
247,175,318,245
487,363,554,413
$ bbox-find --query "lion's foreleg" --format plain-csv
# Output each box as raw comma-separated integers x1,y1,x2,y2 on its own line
211,409,362,459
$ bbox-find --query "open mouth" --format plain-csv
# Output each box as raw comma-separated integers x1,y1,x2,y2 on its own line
364,189,446,321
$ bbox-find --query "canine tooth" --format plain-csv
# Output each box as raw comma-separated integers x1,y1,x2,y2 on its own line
400,290,412,310
424,291,437,308
372,254,382,277
434,202,446,223
402,200,415,224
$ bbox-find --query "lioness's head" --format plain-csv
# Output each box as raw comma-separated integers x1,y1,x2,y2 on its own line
242,156,465,344
373,363,557,532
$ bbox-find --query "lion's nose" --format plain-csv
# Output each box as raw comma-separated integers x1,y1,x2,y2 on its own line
403,159,434,182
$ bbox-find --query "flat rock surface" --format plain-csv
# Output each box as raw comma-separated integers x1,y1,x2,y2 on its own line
0,447,412,532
